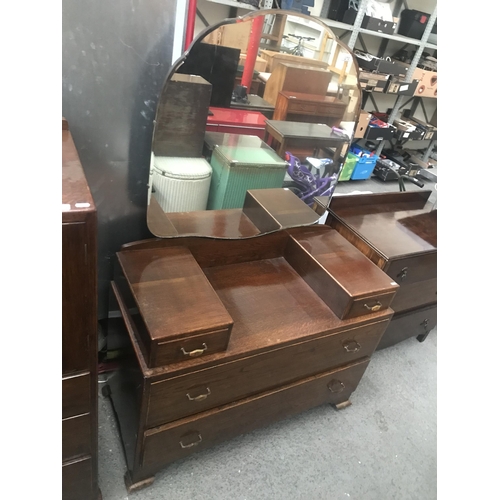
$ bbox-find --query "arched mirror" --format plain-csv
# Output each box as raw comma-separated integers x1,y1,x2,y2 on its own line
147,8,362,238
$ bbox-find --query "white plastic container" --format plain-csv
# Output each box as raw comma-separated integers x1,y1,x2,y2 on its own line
152,156,212,213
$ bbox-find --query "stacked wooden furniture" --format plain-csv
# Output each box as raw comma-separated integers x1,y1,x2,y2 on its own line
107,208,400,492
262,62,333,106
260,50,329,73
264,120,349,163
62,118,100,500
323,191,437,349
273,90,348,127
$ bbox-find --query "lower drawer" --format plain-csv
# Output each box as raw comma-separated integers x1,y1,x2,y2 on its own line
377,304,437,350
390,278,437,313
62,372,90,419
141,358,370,472
62,456,94,500
62,413,91,462
146,320,389,427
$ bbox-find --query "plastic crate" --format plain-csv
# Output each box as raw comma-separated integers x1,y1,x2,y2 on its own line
349,145,379,180
338,152,359,181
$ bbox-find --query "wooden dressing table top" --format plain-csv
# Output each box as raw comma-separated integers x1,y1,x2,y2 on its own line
327,192,437,259
265,120,347,141
278,91,344,105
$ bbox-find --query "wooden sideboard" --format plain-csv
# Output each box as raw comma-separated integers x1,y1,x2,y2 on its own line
273,91,348,127
106,221,399,492
62,118,100,500
323,191,437,349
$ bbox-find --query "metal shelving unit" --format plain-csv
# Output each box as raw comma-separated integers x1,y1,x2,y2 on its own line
318,0,437,158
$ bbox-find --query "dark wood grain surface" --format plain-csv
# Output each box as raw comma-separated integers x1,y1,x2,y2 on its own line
62,123,96,224
62,457,94,500
62,414,92,462
242,188,320,232
322,191,437,349
146,319,389,427
141,359,370,475
376,305,437,350
108,222,399,488
166,208,261,238
62,118,99,500
62,373,90,419
116,246,234,367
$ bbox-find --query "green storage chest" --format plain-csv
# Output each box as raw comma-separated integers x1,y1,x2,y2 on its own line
207,144,288,210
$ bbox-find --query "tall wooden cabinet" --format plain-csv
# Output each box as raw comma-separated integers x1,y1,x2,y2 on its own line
62,118,100,500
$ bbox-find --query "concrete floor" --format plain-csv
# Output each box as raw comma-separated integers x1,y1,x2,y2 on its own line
97,327,437,500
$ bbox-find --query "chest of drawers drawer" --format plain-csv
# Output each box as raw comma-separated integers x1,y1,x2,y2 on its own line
376,304,437,350
62,413,92,462
62,372,90,419
146,319,390,428
390,278,437,313
141,358,370,473
384,252,437,285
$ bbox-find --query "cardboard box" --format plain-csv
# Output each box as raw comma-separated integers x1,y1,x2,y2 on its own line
260,49,328,73
203,22,252,52
343,8,396,34
359,71,390,93
354,111,371,138
386,77,419,96
239,53,267,73
364,122,396,141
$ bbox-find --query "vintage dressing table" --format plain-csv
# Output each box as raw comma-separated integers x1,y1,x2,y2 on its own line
99,8,394,493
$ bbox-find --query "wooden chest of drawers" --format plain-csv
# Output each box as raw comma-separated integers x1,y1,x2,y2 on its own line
62,118,100,499
323,191,437,349
106,224,397,491
273,91,348,127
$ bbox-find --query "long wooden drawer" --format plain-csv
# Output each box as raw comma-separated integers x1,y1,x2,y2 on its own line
146,320,389,428
62,372,90,419
142,358,370,471
377,304,437,350
390,278,437,313
62,413,92,462
62,456,94,500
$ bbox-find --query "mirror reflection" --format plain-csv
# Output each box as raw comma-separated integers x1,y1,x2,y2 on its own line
148,9,362,239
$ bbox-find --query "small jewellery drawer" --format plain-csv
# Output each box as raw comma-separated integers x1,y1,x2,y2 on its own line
142,358,370,470
62,372,90,419
145,320,389,428
62,413,92,462
348,291,397,319
154,329,231,366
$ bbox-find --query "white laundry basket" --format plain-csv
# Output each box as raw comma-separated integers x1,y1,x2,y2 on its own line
152,156,212,213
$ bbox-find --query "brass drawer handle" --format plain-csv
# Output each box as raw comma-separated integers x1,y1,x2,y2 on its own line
363,301,382,312
179,433,202,449
186,387,211,402
181,343,208,357
343,340,361,353
328,379,345,394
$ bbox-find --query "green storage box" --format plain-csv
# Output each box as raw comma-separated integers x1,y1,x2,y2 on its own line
207,144,288,210
338,152,359,181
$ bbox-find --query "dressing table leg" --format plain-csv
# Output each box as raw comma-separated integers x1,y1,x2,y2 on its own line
332,400,352,410
124,472,156,493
